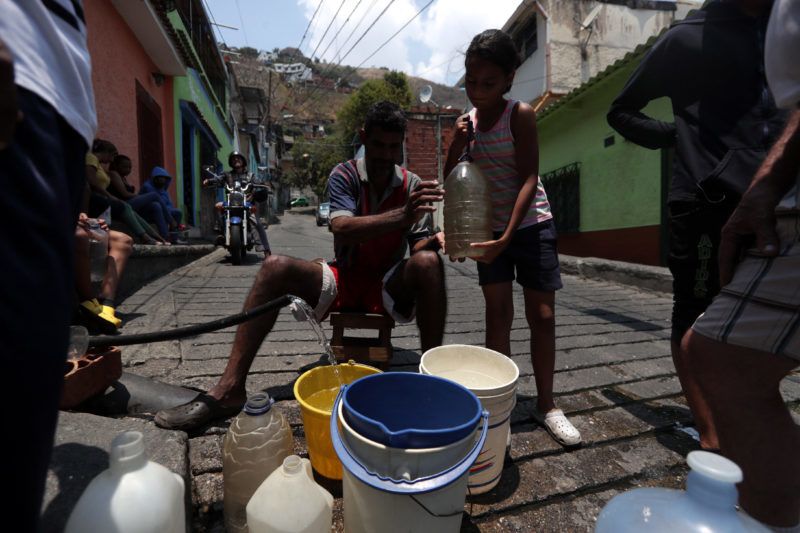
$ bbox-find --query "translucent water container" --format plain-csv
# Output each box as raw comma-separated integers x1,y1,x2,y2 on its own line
246,455,333,533
64,431,185,533
595,451,770,533
223,393,293,533
87,218,108,292
443,151,493,259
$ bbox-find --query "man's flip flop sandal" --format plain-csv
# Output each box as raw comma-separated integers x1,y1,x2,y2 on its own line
154,394,243,431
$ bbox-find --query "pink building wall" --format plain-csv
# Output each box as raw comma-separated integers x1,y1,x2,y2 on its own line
84,0,177,199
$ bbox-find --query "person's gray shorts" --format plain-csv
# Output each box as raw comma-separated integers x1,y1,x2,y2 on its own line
692,214,800,362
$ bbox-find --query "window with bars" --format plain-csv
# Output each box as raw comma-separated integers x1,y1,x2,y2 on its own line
541,162,580,233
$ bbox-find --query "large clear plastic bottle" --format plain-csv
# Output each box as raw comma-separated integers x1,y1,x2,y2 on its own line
444,120,493,259
64,431,185,533
86,218,108,294
246,455,333,533
595,451,770,533
223,392,294,533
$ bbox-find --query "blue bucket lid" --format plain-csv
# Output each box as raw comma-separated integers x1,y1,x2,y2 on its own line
342,373,482,449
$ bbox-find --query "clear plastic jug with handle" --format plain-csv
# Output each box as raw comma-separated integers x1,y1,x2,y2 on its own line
223,392,294,533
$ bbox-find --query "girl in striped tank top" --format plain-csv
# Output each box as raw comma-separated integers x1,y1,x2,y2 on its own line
444,29,581,446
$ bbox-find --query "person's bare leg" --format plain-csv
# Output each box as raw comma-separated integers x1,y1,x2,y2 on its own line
482,282,514,356
671,335,720,450
685,331,799,527
207,255,324,407
74,228,93,301
100,230,133,303
524,288,556,413
385,251,445,351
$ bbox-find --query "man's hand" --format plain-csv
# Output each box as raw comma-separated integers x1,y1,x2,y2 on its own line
404,180,443,224
718,181,781,286
470,236,510,264
718,111,800,286
0,38,21,151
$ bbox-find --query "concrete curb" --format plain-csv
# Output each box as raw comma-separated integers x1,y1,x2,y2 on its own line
117,244,216,301
559,254,672,294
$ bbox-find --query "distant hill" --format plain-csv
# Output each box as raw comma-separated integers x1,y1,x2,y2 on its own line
226,47,468,128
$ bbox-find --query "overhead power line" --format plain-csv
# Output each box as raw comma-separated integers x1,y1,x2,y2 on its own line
295,0,437,116
308,0,349,61
288,0,399,113
353,0,434,70
298,0,327,52
315,0,366,63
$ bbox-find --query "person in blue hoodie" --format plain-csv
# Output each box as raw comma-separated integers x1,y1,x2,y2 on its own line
142,166,183,241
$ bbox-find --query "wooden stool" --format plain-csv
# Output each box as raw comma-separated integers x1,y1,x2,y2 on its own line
329,312,395,369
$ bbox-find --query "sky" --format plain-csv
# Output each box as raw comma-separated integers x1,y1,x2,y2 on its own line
204,0,523,86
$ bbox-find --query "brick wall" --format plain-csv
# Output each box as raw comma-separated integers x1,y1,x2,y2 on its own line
405,107,460,181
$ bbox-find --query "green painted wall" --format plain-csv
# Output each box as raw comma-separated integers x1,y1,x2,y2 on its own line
168,10,234,223
538,60,673,233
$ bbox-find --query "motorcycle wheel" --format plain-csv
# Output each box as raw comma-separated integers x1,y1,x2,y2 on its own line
230,227,243,265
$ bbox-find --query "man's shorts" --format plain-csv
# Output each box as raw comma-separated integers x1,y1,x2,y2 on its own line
310,260,415,324
667,200,737,341
692,214,800,363
477,219,563,291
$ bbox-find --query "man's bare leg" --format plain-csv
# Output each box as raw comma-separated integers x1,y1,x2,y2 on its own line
685,330,800,527
385,250,446,352
206,256,324,407
671,336,720,450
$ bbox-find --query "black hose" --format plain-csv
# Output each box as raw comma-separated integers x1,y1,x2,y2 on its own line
88,294,296,349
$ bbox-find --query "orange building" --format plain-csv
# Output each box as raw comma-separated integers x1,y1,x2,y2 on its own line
84,0,185,199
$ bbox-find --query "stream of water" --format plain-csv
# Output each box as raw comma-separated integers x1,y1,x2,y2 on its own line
290,297,344,386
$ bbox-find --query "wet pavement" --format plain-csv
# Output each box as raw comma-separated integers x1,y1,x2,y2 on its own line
46,208,800,532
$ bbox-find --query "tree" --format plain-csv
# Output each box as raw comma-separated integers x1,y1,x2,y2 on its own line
288,140,343,199
335,70,413,155
238,46,259,58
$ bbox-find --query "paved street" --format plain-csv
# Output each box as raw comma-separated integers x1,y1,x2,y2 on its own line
57,209,800,532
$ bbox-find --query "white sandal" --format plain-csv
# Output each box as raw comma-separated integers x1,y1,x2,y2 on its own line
542,409,582,446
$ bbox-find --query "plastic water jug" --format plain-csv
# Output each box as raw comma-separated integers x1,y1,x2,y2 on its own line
444,120,493,259
223,392,293,533
64,431,185,533
87,218,108,292
595,451,770,532
246,455,333,533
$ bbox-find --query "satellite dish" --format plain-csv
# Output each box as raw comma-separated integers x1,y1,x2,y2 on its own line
419,84,433,104
580,4,603,30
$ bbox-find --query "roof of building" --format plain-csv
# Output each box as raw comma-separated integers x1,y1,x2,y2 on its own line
536,29,664,121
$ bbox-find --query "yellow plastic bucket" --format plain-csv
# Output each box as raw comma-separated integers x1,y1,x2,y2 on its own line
294,361,381,479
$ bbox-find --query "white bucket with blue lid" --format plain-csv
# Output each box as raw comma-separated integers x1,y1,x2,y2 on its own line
330,373,488,533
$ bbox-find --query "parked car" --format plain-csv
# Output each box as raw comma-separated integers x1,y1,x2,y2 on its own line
316,202,330,226
290,197,309,207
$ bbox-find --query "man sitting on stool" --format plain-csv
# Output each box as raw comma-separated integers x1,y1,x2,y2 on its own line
155,101,447,431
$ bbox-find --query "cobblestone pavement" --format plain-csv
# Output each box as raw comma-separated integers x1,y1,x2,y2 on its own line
109,209,800,531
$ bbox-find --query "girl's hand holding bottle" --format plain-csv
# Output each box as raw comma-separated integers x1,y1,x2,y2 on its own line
469,235,511,264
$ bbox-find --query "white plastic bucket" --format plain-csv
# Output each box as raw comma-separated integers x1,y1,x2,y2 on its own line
420,344,519,494
331,392,488,533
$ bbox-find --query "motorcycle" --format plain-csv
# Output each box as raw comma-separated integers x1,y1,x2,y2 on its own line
203,167,268,265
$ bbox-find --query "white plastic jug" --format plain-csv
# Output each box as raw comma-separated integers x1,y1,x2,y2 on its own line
246,455,333,533
223,392,294,533
595,451,770,532
64,431,185,533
